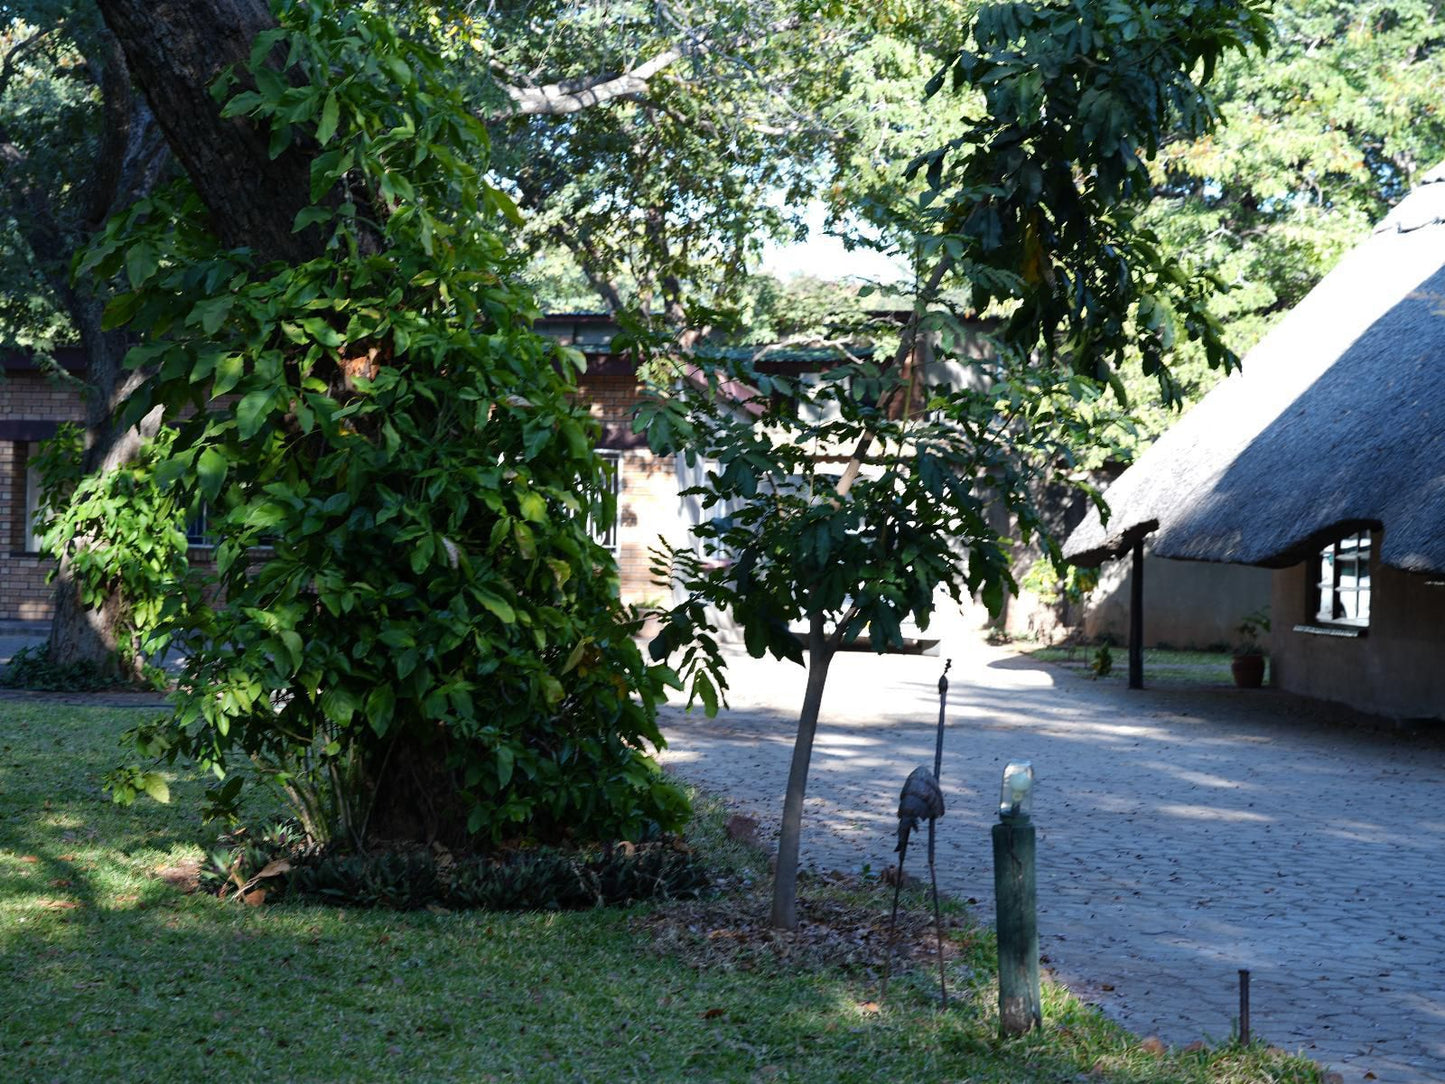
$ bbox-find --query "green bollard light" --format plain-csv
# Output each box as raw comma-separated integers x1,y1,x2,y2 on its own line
993,760,1041,1036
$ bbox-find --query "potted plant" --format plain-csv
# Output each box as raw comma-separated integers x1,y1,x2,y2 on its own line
1231,608,1270,688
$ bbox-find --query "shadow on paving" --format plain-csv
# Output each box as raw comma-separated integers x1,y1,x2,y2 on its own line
658,644,1445,1083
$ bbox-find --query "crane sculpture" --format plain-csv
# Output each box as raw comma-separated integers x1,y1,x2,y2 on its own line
880,658,951,1007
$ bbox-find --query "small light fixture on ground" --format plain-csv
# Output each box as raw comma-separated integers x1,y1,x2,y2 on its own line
993,759,1041,1035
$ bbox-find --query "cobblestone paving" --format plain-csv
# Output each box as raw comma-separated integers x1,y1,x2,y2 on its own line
657,643,1445,1084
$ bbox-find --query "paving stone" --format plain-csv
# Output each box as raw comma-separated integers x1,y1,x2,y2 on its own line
660,643,1445,1084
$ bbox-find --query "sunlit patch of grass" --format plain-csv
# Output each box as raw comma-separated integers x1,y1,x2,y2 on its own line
0,700,1324,1082
1027,646,1239,687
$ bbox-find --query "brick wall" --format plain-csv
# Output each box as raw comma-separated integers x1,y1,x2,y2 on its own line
1,369,87,621
578,371,684,605
1,357,689,618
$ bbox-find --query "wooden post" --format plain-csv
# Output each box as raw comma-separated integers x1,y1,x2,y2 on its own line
1128,538,1144,689
992,819,1041,1035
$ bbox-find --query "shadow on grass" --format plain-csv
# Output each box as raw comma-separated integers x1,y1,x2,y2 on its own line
0,702,1328,1083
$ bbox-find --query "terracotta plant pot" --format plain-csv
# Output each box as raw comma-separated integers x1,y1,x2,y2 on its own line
1231,653,1266,689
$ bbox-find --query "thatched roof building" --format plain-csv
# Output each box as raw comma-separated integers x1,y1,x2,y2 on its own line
1065,164,1445,575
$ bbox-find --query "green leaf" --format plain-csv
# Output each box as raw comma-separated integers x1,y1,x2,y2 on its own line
292,206,332,234
486,184,525,227
517,491,547,523
496,745,514,788
235,390,274,439
477,590,515,624
693,673,719,718
102,292,142,331
125,242,159,290
196,447,228,501
300,318,343,348
366,685,396,736
278,630,303,671
190,296,234,334
213,353,245,397
316,89,340,144
140,772,170,804
512,522,536,560
320,686,360,728
561,638,589,675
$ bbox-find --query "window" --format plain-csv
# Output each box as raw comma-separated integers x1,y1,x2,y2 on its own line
185,504,215,548
1315,531,1371,627
590,450,621,553
22,442,46,554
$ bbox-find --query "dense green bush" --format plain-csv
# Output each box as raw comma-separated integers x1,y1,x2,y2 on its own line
31,422,191,679
92,0,686,849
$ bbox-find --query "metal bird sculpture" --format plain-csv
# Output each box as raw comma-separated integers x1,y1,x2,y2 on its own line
896,766,943,856
880,659,952,1007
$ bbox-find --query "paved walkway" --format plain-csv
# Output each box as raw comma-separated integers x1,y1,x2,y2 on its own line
656,642,1445,1084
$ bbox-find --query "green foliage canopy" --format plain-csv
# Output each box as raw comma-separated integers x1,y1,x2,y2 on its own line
93,0,686,848
915,0,1274,403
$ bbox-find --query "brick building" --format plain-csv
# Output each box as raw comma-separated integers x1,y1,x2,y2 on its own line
0,322,693,622
539,314,694,607
0,347,87,621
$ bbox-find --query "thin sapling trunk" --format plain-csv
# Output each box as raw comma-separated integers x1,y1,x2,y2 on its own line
770,609,834,929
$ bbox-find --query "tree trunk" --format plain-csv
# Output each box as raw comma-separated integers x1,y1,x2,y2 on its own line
47,556,129,674
93,0,326,265
770,610,834,930
44,272,157,672
22,30,169,674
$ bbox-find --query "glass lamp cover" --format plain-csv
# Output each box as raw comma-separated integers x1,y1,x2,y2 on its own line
999,760,1034,819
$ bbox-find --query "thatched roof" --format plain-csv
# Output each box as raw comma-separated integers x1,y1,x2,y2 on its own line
1066,164,1445,574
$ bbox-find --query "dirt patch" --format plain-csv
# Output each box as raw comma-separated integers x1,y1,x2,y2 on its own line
633,881,973,977
154,858,202,894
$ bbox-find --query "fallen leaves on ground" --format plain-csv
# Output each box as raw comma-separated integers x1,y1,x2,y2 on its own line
632,880,970,977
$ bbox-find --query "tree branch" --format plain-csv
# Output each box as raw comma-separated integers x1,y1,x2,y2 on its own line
80,33,134,230
489,46,684,119
0,24,58,102
833,255,955,500
485,14,803,121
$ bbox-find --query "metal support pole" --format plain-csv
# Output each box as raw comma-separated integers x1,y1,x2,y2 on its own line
933,659,951,781
927,819,947,1008
992,818,1041,1035
1129,538,1144,689
1238,969,1251,1045
879,843,907,1002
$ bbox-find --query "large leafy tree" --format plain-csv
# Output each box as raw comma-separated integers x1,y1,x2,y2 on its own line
436,0,945,323
86,0,686,847
3,0,933,666
1116,0,1445,443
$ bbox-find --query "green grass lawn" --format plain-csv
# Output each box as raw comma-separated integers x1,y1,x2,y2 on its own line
1026,646,1247,687
0,700,1320,1082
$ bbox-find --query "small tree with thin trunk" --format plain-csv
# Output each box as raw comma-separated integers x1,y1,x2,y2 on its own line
639,298,1117,929
645,0,1272,929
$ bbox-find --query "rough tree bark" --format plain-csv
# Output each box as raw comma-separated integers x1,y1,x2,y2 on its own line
93,0,324,266
48,35,167,673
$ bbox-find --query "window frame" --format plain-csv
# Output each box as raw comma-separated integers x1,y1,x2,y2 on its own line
1311,529,1372,630
591,449,622,554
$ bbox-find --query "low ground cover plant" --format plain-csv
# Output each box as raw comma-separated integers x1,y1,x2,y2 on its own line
199,818,709,911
